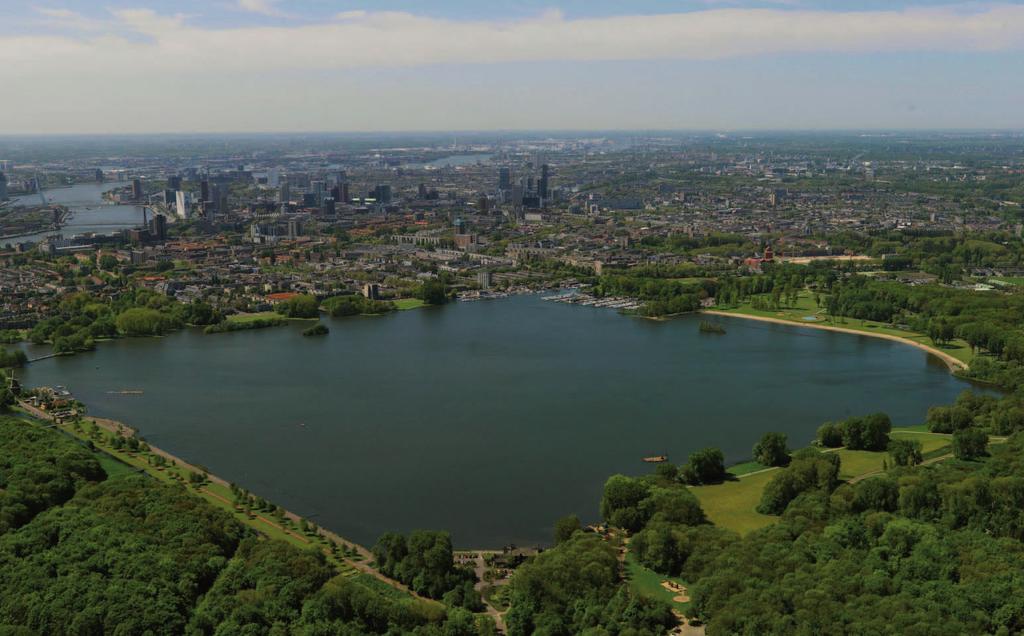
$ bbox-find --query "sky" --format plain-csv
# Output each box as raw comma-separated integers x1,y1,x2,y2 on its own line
2,0,1023,134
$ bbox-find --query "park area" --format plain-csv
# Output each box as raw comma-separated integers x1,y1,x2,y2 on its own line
711,291,974,366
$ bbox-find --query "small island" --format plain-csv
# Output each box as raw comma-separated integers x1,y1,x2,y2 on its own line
302,324,329,337
698,320,726,335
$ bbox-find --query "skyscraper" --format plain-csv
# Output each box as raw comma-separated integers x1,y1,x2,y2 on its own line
498,167,511,191
539,164,550,200
150,214,168,241
279,178,290,204
175,191,189,219
132,178,143,201
0,172,7,201
200,180,210,203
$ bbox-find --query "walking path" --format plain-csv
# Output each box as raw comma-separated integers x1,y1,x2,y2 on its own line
15,401,431,605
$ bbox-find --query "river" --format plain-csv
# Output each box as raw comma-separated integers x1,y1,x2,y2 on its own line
5,182,146,244
17,295,976,548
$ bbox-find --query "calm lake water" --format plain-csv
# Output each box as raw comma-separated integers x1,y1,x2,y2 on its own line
7,182,145,244
19,295,974,548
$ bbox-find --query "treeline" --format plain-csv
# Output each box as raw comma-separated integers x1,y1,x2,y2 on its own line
372,531,481,609
204,315,288,334
27,290,221,354
322,294,395,317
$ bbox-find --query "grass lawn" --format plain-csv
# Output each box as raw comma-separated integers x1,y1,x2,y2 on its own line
624,550,691,611
689,470,778,535
727,460,769,477
226,311,285,324
990,277,1024,287
393,298,426,310
715,292,974,365
890,430,953,454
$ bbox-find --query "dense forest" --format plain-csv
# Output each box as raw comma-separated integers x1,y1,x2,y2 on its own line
0,416,492,636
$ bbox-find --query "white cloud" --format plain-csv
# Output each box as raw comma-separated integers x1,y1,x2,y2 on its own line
4,4,1023,77
2,4,1023,132
32,7,111,31
236,0,291,18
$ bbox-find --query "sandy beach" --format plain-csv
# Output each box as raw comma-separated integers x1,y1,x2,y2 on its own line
702,310,968,372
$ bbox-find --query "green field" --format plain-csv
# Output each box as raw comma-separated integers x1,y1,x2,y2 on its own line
624,550,691,611
690,470,778,535
226,311,286,324
989,277,1024,287
714,292,974,365
691,428,961,533
393,298,427,310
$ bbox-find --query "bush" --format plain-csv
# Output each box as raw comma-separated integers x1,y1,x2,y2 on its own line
302,324,329,337
889,438,924,466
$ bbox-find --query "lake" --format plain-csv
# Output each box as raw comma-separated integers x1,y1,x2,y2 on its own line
18,295,975,548
6,182,146,244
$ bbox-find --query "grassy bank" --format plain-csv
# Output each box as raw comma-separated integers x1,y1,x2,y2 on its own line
707,292,973,368
394,298,427,310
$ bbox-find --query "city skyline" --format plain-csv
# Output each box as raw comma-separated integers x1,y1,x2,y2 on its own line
2,1,1024,133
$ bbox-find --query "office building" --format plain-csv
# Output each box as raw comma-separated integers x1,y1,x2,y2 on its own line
539,164,550,200
95,169,104,183
150,214,168,241
498,167,511,190
279,178,290,204
175,191,189,219
477,271,492,289
131,178,143,201
374,184,392,205
0,172,7,201
200,180,210,203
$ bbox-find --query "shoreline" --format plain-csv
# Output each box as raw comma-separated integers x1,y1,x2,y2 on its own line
12,400,439,604
703,310,968,372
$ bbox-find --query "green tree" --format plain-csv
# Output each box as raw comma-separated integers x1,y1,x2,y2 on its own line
553,514,582,544
680,447,726,485
889,438,924,466
952,428,988,460
752,432,789,467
